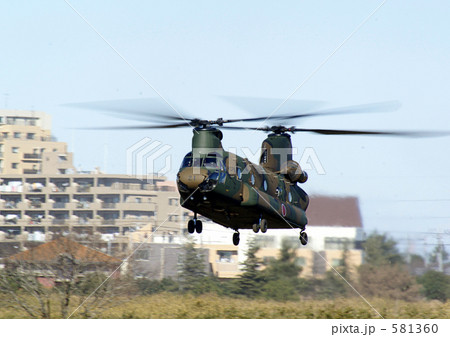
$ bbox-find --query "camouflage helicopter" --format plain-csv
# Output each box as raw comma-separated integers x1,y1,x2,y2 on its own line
74,98,449,246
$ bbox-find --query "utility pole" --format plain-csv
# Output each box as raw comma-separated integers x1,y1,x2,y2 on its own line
437,234,444,272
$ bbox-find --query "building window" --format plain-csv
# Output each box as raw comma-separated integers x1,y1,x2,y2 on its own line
12,147,19,153
12,163,18,169
217,251,237,263
295,257,307,267
2,132,8,139
324,237,354,250
169,198,179,206
26,133,35,140
135,250,150,260
168,214,178,222
263,256,276,265
332,259,343,267
13,132,21,139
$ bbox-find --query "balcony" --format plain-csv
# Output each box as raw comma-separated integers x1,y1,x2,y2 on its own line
52,219,67,225
53,202,67,209
30,201,43,209
101,202,116,209
77,186,91,193
3,201,19,209
76,202,91,209
101,219,116,225
23,153,42,160
23,169,39,174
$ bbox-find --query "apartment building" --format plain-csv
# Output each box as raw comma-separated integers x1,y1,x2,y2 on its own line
0,110,187,256
0,110,74,175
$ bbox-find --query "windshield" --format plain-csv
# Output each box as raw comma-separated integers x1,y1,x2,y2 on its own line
181,152,224,170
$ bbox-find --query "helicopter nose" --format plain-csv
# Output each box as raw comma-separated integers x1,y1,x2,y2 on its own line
177,167,208,189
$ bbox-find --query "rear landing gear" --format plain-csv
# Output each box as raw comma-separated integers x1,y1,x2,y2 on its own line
260,219,268,233
232,231,240,246
299,231,308,246
253,218,268,233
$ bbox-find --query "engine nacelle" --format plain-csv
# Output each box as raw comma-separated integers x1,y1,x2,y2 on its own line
280,160,308,183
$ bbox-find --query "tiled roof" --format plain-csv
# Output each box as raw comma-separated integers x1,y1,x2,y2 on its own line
6,237,121,264
306,195,363,228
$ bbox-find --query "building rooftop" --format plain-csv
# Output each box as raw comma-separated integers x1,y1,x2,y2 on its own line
6,237,121,264
306,195,363,228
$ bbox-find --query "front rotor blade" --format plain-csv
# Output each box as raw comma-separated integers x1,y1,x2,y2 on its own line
64,98,195,123
76,122,192,130
220,125,270,131
220,96,325,115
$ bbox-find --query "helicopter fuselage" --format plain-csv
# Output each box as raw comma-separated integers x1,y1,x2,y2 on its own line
176,127,309,233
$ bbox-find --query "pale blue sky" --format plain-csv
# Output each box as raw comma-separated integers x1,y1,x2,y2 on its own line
1,1,449,253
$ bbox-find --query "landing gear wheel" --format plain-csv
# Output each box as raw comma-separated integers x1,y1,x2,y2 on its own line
300,231,308,246
260,219,268,233
187,220,195,234
232,232,240,246
252,223,260,233
195,220,203,234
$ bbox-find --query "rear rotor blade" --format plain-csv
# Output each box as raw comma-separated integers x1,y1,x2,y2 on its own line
220,96,400,122
273,101,401,121
292,128,450,137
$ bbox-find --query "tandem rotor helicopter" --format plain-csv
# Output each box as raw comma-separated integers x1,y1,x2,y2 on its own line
75,98,449,246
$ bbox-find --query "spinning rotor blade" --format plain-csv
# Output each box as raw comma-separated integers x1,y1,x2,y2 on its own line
290,128,450,137
273,101,401,121
221,96,400,122
64,98,195,123
221,126,450,138
77,122,192,130
220,96,325,115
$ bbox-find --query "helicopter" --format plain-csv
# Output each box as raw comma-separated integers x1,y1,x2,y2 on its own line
73,98,449,246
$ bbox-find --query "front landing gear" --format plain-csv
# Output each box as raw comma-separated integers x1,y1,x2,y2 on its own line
299,230,308,246
187,215,202,234
232,231,240,246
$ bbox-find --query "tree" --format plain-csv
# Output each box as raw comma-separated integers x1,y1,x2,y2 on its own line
232,238,264,298
429,243,448,266
178,238,208,294
261,240,302,301
263,240,302,280
358,232,419,301
363,232,404,266
358,264,420,301
0,237,130,318
417,270,450,302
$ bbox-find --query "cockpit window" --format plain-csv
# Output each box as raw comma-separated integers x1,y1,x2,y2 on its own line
260,148,268,164
203,153,221,169
181,152,193,168
181,152,224,170
204,157,219,169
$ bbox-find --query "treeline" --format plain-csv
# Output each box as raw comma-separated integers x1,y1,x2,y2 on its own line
1,232,448,318
136,233,450,303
